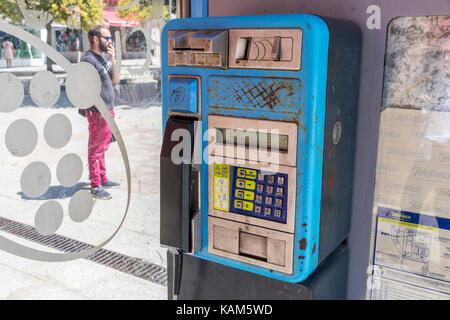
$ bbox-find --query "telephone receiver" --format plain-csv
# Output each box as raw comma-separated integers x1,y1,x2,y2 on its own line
160,118,200,298
17,0,54,31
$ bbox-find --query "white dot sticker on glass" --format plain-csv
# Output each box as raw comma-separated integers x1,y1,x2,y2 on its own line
20,161,51,198
65,62,101,109
30,71,61,108
44,113,72,149
68,189,94,223
0,73,24,113
56,153,83,187
35,201,64,236
5,119,38,157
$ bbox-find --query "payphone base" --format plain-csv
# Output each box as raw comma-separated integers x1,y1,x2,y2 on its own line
167,244,348,300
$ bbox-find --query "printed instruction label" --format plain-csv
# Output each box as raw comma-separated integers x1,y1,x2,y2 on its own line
371,208,450,298
370,108,450,299
213,164,230,211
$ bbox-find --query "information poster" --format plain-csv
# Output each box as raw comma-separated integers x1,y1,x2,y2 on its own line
369,109,450,299
368,15,450,300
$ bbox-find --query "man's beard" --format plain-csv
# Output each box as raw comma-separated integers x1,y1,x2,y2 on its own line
99,41,108,53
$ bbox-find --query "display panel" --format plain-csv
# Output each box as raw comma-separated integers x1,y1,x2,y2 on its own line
215,128,289,152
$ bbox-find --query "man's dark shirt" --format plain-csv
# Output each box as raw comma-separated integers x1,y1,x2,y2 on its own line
81,50,115,111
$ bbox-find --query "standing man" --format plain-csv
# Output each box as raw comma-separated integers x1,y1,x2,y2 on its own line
82,25,120,200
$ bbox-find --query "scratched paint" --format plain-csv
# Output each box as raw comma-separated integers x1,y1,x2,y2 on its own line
208,76,302,113
382,16,449,111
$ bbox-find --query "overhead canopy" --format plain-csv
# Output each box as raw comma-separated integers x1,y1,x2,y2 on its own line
103,10,141,27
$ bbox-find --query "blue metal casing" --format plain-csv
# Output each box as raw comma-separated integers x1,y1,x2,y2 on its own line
161,14,361,283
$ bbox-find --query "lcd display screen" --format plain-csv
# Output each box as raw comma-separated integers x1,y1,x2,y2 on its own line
215,128,288,152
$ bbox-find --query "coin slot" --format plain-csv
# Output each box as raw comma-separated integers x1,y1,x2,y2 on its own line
235,37,251,60
239,231,268,261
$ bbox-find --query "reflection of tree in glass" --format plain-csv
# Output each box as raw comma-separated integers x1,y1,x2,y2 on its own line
117,0,175,23
0,0,103,70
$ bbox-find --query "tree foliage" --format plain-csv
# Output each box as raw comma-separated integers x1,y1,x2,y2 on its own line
116,0,172,24
0,0,104,31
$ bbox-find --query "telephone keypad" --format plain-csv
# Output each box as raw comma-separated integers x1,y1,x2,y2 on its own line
229,166,288,223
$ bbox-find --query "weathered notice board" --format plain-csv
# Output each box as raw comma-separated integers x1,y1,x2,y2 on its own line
368,16,450,300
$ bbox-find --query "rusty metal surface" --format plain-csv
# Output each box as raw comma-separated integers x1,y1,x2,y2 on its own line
382,16,449,111
208,76,302,112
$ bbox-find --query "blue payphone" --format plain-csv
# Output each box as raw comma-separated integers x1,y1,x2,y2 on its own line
160,14,361,293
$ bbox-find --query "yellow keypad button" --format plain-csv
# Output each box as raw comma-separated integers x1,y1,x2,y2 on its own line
244,169,257,180
236,179,255,190
234,200,254,212
237,168,257,180
237,169,246,178
242,201,254,212
235,189,255,201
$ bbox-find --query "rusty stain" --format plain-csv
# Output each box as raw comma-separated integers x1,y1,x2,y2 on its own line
298,123,307,132
327,172,335,190
301,223,307,227
286,115,306,132
228,80,286,110
298,256,305,260
328,145,337,158
312,242,316,254
299,238,307,250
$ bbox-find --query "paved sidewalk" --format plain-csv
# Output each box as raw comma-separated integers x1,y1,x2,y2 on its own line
0,105,167,299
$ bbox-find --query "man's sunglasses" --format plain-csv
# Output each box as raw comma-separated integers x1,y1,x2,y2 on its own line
101,36,112,41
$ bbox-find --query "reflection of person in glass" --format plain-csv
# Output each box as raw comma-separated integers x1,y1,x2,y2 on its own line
81,25,120,200
2,36,15,68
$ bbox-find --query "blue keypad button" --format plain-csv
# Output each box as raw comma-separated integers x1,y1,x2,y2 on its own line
274,209,282,218
275,198,283,207
276,187,284,196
